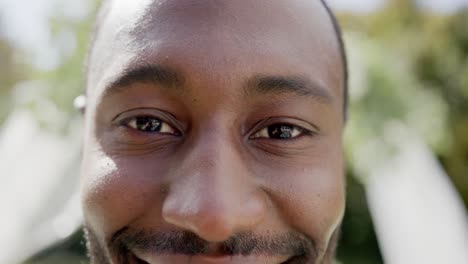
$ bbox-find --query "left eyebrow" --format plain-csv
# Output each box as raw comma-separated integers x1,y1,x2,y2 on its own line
244,75,334,103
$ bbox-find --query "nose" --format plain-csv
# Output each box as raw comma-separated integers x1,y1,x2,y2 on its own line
162,132,266,242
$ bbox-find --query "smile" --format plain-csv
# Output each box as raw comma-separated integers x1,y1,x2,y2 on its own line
130,251,297,264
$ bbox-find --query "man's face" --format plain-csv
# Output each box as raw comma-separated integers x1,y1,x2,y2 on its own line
81,0,345,263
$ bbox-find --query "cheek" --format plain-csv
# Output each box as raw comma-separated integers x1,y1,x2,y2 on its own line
80,149,168,241
266,154,345,251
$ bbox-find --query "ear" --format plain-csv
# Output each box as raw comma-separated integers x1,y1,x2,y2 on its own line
73,94,87,114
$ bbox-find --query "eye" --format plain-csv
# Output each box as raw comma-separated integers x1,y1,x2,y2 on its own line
123,116,179,135
251,123,305,140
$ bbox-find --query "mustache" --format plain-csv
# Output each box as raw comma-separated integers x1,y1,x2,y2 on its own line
110,228,316,258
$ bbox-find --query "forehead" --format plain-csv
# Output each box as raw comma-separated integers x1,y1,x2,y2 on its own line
87,0,343,103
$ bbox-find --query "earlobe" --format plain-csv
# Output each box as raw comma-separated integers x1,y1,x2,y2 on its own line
74,94,87,114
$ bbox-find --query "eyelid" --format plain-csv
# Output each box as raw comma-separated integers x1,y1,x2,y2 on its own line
112,108,185,135
247,117,319,139
251,125,305,139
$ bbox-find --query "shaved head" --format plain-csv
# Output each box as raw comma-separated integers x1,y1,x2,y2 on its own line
86,0,348,115
81,1,347,263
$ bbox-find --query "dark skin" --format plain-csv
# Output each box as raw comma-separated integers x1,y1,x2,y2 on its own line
81,0,346,263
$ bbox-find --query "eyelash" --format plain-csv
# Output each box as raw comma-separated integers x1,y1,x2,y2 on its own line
250,123,312,140
120,116,314,141
120,116,181,136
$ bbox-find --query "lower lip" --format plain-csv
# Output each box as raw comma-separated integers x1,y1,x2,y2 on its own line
132,252,295,264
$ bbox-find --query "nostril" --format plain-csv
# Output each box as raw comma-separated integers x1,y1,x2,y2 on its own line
137,258,149,264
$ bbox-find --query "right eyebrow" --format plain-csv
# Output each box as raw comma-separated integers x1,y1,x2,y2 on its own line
244,74,334,104
101,64,185,98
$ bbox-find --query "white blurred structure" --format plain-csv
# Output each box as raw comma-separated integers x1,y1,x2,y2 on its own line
363,123,468,264
0,108,83,264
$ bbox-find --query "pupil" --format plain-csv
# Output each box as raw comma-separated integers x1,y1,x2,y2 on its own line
268,124,293,139
136,117,161,132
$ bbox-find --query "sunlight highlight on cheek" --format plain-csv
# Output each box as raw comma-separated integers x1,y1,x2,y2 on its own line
80,150,134,236
81,151,119,203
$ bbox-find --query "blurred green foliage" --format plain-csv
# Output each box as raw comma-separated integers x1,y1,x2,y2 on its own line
24,231,88,264
341,0,468,204
0,37,22,123
1,0,465,263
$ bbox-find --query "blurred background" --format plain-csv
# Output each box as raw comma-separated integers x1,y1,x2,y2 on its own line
0,0,467,263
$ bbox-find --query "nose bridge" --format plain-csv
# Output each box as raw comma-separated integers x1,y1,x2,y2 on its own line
180,120,241,187
190,123,237,176
162,123,266,241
